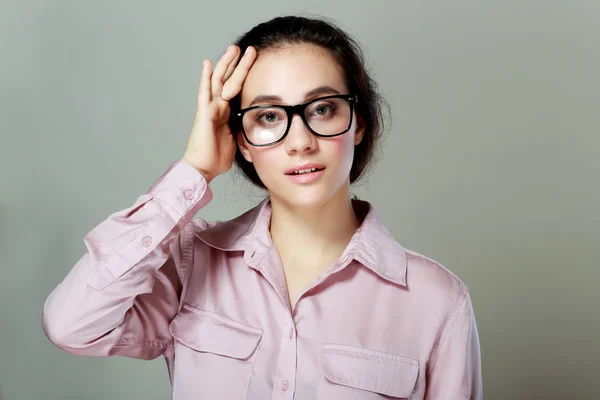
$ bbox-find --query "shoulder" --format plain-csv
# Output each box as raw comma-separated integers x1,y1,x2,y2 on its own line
355,199,469,304
183,201,266,252
402,245,470,315
405,247,468,291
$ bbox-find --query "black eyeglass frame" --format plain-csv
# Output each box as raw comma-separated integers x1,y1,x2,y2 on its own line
234,94,359,147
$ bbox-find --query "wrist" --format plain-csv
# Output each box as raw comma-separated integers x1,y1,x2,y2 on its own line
180,157,215,184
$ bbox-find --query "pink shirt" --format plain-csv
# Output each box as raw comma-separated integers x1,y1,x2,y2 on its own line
42,160,483,399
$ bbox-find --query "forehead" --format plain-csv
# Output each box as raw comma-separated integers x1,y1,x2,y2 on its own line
240,43,348,107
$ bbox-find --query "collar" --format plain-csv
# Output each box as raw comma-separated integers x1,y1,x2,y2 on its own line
195,198,407,286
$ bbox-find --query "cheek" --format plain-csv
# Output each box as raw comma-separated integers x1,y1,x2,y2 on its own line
328,134,357,169
248,148,282,181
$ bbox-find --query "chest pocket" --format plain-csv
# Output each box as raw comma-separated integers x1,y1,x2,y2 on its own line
318,344,419,399
168,303,262,399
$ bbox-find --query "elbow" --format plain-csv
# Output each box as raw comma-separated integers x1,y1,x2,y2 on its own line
42,309,79,353
41,305,99,356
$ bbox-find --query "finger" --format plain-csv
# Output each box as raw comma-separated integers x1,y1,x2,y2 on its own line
221,46,257,101
223,47,241,83
199,59,213,107
212,45,240,100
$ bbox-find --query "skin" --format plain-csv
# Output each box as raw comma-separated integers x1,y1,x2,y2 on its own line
182,43,366,310
236,44,366,309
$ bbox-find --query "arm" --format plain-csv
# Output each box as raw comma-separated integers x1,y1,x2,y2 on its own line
425,288,483,399
42,159,212,360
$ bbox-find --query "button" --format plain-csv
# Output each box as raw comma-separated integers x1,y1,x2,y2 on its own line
141,236,152,247
184,189,195,200
289,328,293,339
281,380,289,392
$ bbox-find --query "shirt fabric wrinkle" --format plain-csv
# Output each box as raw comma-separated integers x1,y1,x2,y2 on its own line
41,159,483,400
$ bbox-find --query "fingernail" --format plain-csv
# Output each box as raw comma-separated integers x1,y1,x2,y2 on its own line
227,45,233,52
244,46,251,55
203,59,207,67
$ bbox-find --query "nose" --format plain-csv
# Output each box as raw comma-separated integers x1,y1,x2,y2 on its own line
283,114,318,154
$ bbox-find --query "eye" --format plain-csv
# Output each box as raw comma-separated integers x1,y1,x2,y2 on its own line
254,108,285,125
316,105,330,115
308,101,336,117
260,113,277,122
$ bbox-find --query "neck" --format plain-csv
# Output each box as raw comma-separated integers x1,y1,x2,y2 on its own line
268,181,361,264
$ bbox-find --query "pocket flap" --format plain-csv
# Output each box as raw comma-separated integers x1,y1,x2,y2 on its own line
169,304,262,360
321,344,419,398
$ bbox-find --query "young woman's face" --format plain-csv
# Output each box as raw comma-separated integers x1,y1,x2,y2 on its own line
237,43,364,208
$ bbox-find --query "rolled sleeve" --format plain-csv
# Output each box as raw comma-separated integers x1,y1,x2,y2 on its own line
42,159,213,357
85,160,212,290
148,159,213,219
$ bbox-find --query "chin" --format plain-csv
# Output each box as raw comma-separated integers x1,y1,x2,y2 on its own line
263,169,348,209
272,185,334,209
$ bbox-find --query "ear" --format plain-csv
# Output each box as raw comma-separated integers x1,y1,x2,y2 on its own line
354,113,366,146
236,132,253,163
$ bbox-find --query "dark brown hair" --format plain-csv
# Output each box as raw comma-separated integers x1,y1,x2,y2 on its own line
228,15,389,190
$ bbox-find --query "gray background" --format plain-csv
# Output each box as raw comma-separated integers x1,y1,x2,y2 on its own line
1,0,599,399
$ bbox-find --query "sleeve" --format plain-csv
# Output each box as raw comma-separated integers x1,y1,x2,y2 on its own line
41,159,213,360
424,288,483,400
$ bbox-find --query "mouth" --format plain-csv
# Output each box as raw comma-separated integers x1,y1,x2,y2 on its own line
284,163,327,175
285,166,326,184
285,167,326,175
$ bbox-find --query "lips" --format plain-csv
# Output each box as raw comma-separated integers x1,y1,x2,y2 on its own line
284,163,326,175
286,168,325,184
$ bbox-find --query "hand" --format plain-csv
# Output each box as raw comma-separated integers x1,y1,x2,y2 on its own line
182,45,257,184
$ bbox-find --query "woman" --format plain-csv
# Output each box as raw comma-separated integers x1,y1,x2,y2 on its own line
42,15,482,399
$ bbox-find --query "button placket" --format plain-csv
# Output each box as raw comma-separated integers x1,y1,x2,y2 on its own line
270,319,297,399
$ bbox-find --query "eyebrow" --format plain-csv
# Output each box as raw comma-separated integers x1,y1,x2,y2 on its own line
247,86,341,108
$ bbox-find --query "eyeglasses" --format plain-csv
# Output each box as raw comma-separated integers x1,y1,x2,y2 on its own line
234,94,358,147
